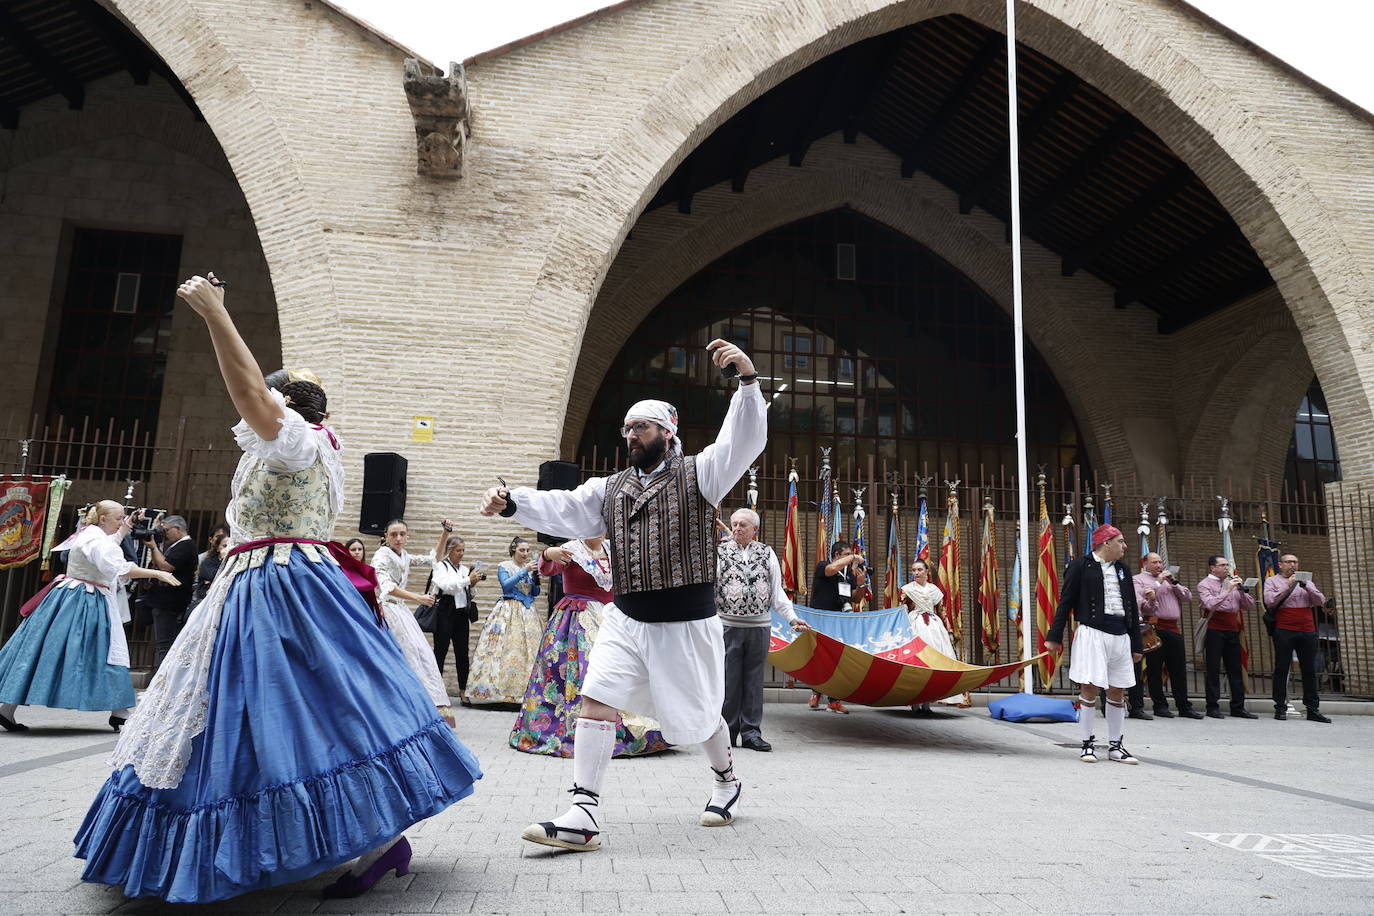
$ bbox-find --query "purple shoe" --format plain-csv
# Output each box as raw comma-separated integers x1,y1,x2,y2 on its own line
321,836,412,898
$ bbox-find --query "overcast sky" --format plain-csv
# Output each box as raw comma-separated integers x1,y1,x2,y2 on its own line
331,0,1373,113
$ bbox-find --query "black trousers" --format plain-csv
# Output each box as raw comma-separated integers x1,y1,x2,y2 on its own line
1144,627,1193,712
151,604,188,667
433,606,471,692
722,626,769,740
1127,658,1147,712
1204,629,1247,713
1272,628,1321,712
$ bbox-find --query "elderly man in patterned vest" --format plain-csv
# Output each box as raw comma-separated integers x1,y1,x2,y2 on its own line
717,508,809,752
480,338,765,852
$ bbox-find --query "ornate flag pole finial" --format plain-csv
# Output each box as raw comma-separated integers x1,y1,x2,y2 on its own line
747,467,759,511
1156,496,1169,527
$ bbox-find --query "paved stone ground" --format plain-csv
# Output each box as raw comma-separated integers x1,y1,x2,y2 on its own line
1,696,1371,915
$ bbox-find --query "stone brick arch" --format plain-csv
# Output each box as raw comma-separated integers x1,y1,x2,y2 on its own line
560,162,1128,481
4,96,234,179
530,0,1374,485
1181,329,1314,494
107,0,342,360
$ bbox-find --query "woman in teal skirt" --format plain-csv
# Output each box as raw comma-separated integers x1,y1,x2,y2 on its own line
0,502,179,732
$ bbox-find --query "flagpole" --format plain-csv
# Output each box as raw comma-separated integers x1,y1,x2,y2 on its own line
1006,0,1033,692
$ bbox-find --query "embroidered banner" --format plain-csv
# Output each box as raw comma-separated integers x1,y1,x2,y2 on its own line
0,479,50,570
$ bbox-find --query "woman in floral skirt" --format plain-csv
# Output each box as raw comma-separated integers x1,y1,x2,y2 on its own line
510,537,668,757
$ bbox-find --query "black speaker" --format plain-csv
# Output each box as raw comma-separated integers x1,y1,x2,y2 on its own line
535,460,581,545
359,452,407,534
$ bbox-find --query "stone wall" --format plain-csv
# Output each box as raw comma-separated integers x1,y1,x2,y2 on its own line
0,71,279,496
61,0,1374,619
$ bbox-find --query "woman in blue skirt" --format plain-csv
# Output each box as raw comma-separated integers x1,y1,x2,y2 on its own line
74,273,482,904
0,502,179,732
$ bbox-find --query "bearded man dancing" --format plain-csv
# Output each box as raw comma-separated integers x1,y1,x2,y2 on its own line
479,339,764,851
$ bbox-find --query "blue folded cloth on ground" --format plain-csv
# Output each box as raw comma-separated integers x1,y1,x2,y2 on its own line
988,692,1078,723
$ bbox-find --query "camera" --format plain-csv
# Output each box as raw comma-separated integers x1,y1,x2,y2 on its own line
126,507,167,541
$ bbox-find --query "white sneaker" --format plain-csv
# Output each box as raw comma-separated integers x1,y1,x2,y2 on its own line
1108,739,1139,765
1079,737,1097,763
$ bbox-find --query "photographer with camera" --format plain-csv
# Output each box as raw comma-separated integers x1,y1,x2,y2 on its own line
142,514,197,667
807,541,868,714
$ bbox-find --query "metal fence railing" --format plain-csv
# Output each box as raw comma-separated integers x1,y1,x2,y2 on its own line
0,413,237,670
580,448,1369,700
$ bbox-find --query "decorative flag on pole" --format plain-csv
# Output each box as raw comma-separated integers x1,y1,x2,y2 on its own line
1009,528,1024,661
1217,495,1248,673
815,449,833,567
1257,511,1280,586
781,460,801,597
1137,501,1151,571
832,487,844,556
1081,493,1098,558
978,496,1000,659
914,476,932,572
1156,497,1170,569
1061,500,1076,571
883,487,901,609
0,478,51,570
1035,471,1062,689
1101,483,1113,529
852,487,872,609
937,479,962,649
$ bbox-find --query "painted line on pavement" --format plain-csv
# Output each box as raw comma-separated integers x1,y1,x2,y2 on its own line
0,740,115,779
986,717,1374,814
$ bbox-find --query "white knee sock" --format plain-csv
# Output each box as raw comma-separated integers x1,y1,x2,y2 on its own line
701,717,735,781
0,703,17,721
111,707,132,719
1106,698,1126,743
551,717,616,833
1078,695,1096,742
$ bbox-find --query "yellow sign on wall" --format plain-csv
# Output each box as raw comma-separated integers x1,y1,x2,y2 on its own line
412,416,435,442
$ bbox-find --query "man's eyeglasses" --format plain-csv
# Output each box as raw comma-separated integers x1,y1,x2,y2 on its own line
620,421,655,438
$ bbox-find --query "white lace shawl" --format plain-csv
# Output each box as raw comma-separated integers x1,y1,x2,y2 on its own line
566,539,614,592
108,389,344,789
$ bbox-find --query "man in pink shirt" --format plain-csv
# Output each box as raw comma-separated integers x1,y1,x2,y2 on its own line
1133,553,1203,719
1195,556,1258,719
1263,554,1332,723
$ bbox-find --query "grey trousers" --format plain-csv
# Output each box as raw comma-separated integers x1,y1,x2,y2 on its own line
722,625,769,740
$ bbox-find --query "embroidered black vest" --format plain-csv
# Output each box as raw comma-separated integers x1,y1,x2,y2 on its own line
600,454,717,622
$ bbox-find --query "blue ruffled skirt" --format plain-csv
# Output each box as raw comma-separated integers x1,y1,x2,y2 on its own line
0,584,134,711
73,550,482,903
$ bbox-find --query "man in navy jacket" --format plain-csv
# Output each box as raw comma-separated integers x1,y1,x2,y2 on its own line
1046,525,1144,765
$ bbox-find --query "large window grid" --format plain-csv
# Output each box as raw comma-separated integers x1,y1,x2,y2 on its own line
1285,378,1341,498
580,210,1085,479
44,227,183,473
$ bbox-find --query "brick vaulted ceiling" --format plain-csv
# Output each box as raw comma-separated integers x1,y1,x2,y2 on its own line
0,0,201,129
647,14,1273,335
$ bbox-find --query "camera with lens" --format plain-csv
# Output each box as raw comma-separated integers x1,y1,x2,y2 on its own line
127,508,167,542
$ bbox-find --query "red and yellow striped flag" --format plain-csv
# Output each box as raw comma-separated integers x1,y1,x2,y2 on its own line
1035,484,1061,688
978,500,1000,659
937,489,962,648
781,465,800,597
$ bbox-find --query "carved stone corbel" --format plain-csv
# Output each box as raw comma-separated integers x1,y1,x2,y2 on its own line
403,58,470,178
